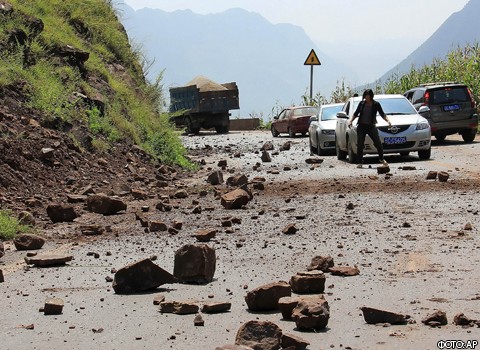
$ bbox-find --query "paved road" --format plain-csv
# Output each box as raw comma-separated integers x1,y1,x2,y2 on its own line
1,131,479,350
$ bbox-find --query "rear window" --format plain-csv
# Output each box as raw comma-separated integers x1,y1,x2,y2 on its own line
293,107,318,116
431,87,469,104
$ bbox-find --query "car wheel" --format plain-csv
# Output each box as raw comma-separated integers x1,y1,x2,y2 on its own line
301,132,306,137
435,134,446,142
461,129,476,143
309,137,315,155
317,136,326,156
418,147,431,160
271,125,279,137
347,138,357,164
288,128,295,138
336,138,347,160
400,152,410,157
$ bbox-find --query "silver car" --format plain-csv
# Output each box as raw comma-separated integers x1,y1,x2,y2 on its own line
335,94,432,162
308,103,344,155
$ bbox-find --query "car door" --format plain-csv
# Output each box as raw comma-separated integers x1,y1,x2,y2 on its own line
276,109,289,133
336,100,351,150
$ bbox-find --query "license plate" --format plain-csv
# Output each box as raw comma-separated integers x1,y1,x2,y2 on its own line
384,137,406,145
443,104,460,112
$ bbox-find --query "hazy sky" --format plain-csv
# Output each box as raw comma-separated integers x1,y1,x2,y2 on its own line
121,0,470,83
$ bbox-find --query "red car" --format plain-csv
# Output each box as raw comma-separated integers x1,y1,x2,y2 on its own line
271,106,318,137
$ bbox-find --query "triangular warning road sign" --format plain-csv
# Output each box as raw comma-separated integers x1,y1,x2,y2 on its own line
304,49,321,65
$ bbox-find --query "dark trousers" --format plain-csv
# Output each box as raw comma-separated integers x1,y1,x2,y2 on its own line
356,123,384,163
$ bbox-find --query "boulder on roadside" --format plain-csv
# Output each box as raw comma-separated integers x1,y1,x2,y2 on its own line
194,228,217,242
86,194,127,215
281,333,310,350
221,188,251,209
46,203,78,223
292,298,330,330
278,295,325,320
361,307,411,325
226,174,248,187
13,234,45,251
112,258,175,294
307,255,334,272
422,310,447,327
174,244,216,284
24,254,73,267
159,300,199,315
207,171,224,185
245,281,291,311
289,271,326,294
202,302,232,314
329,266,360,277
235,320,282,350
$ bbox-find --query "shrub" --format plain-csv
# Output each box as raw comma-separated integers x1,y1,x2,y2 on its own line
0,210,31,240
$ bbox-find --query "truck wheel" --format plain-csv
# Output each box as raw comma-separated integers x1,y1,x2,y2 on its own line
271,126,279,137
215,126,229,134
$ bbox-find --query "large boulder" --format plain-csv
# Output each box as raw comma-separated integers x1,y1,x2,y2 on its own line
86,194,127,215
112,258,175,294
289,271,326,294
173,244,216,284
245,281,291,311
46,203,78,223
235,320,282,350
13,234,45,250
292,298,330,330
278,295,325,320
221,188,251,209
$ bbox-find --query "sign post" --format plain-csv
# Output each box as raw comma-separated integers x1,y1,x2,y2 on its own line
304,49,321,103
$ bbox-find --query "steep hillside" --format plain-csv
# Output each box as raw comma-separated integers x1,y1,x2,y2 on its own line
118,4,357,117
0,1,188,217
378,0,479,83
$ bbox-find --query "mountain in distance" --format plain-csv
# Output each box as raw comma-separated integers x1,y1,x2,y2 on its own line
117,3,357,118
377,0,480,84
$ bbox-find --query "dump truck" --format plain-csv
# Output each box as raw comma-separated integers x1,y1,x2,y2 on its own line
169,76,240,134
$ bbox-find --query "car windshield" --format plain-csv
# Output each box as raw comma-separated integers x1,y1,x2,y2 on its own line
292,107,318,116
321,105,343,121
352,97,417,115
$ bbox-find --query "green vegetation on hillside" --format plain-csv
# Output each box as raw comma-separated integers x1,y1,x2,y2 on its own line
0,0,190,167
0,210,31,240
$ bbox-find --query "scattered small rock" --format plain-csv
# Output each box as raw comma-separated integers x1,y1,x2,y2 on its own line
422,310,448,327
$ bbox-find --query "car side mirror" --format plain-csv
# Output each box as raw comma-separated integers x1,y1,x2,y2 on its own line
336,111,348,119
310,116,318,122
418,106,430,114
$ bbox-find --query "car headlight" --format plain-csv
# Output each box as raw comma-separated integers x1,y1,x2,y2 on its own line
321,129,335,135
416,122,430,130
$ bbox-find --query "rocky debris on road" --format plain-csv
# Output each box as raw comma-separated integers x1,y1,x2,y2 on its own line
112,258,175,294
329,266,360,277
245,281,291,311
221,188,251,209
438,171,450,182
13,233,45,250
153,294,166,305
149,220,168,232
261,150,272,162
80,224,105,236
282,223,298,235
360,307,411,325
422,310,448,327
289,271,326,294
194,228,217,242
194,313,205,326
426,171,438,180
0,269,4,283
46,203,78,223
227,174,248,187
208,170,224,185
86,194,127,215
24,254,73,267
201,302,232,314
377,165,390,174
305,157,323,164
173,244,216,284
278,295,326,320
261,141,274,151
453,313,480,327
159,300,199,315
235,320,282,350
280,141,291,151
216,345,253,350
292,297,330,331
43,298,64,315
0,241,4,258
281,332,309,350
307,255,334,272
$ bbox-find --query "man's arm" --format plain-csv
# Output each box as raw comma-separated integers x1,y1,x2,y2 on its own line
376,102,391,126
